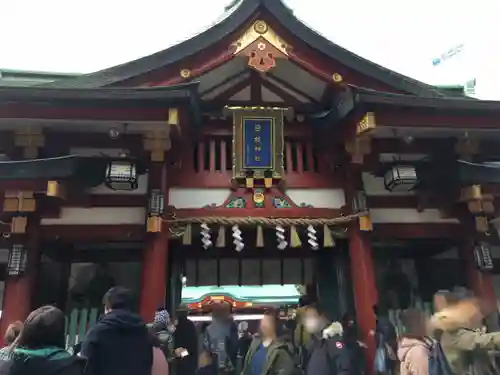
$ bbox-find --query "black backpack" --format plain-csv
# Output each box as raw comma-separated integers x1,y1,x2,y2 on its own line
427,337,454,375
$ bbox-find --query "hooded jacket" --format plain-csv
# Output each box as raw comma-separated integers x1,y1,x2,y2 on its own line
304,322,351,375
241,336,297,375
431,300,500,375
0,347,89,375
81,309,153,375
397,337,430,375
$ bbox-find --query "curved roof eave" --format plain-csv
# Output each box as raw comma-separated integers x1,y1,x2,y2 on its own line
41,0,444,98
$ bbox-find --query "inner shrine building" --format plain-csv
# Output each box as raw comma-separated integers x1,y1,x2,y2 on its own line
2,0,500,367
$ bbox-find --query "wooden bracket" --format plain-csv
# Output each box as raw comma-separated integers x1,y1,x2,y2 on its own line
345,136,371,164
3,191,36,212
14,127,45,159
10,216,28,234
356,112,376,135
455,138,479,160
460,185,495,215
46,181,66,200
143,129,172,162
147,216,162,233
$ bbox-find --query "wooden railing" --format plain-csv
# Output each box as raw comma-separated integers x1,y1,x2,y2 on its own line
171,137,341,188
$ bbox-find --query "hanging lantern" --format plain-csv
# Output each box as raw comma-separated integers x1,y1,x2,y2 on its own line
232,225,244,252
148,189,165,216
275,225,288,250
384,165,418,192
473,242,494,271
200,223,213,249
7,244,27,276
104,160,138,191
307,225,319,250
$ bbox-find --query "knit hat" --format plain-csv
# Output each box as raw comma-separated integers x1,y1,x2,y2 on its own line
154,308,170,329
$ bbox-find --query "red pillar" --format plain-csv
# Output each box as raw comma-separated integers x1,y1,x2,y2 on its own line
0,222,40,342
139,162,169,322
348,223,377,374
459,241,496,309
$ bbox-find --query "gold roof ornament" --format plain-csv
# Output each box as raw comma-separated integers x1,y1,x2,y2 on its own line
231,20,289,73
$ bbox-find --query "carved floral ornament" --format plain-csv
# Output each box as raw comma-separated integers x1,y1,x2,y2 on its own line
231,20,289,73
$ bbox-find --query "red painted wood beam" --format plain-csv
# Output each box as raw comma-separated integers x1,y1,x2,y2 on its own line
0,105,173,121
199,120,313,138
40,224,144,241
173,207,345,219
373,223,463,239
376,108,500,129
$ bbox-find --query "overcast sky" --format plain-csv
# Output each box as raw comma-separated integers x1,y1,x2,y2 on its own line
0,0,497,94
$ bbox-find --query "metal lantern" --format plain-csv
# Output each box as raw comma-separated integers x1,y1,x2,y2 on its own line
104,160,138,191
473,242,494,271
7,244,27,276
148,189,165,216
384,165,418,192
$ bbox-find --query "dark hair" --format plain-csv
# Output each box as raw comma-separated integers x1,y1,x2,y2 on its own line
17,306,66,349
103,286,133,310
305,302,325,316
263,309,285,337
4,321,23,346
400,309,427,338
434,290,464,307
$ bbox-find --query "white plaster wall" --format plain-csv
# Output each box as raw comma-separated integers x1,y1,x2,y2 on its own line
40,207,146,225
370,208,460,224
286,189,345,208
90,174,148,195
168,188,231,208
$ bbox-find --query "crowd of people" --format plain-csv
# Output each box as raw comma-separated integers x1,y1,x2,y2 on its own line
0,286,500,375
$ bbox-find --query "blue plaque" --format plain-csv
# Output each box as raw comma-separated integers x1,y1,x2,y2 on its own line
242,118,274,169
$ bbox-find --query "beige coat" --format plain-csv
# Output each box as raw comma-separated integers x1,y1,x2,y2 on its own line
432,299,500,375
397,337,430,375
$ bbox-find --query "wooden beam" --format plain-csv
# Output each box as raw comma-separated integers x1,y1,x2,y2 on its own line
0,105,178,122
250,71,262,102
210,77,252,102
373,223,463,239
266,73,319,103
200,70,249,97
41,224,144,241
260,78,303,105
375,108,500,130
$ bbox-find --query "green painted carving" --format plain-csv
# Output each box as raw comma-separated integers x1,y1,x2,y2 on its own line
272,196,292,208
226,197,246,208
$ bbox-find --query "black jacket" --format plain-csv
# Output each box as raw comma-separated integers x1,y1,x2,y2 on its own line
81,309,152,375
0,348,89,375
305,333,352,375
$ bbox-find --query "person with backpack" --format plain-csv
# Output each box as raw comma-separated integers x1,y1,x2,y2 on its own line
431,297,500,375
203,303,238,375
398,309,432,375
302,303,352,375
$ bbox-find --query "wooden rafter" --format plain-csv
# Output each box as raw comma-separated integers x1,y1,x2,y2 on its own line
266,73,319,103
210,76,251,102
259,78,302,105
250,71,262,102
200,70,249,98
